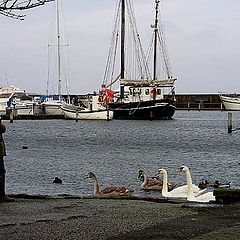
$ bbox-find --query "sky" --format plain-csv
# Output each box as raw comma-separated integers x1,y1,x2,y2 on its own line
0,0,240,95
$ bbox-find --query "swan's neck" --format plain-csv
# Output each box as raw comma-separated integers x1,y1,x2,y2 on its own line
141,172,148,187
92,175,100,195
162,170,168,194
185,169,194,199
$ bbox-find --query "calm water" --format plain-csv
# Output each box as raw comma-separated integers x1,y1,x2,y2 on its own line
3,110,240,197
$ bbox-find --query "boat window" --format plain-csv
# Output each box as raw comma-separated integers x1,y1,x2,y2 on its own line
145,89,149,95
157,89,161,95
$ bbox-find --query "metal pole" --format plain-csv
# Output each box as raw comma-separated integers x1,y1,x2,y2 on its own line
56,0,61,101
228,112,232,134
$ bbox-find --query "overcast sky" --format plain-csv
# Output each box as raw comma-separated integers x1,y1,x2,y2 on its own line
0,0,239,95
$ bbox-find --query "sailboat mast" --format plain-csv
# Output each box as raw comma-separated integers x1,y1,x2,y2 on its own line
56,0,61,100
120,0,125,80
120,0,125,100
153,0,160,81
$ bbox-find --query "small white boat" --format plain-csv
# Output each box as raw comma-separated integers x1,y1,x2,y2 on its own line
40,95,64,116
61,96,113,120
220,94,240,110
12,101,35,115
0,85,37,116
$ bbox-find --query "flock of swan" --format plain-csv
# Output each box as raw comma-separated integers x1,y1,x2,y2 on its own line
83,165,228,203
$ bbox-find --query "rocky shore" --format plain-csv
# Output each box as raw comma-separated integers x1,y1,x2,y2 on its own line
0,195,240,240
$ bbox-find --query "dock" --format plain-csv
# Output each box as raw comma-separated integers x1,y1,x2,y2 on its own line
214,188,240,204
0,114,65,120
175,93,224,110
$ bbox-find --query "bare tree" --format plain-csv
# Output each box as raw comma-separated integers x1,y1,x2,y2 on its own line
0,0,54,20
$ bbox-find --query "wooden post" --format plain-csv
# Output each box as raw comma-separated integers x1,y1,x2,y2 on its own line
228,112,232,134
10,109,14,123
150,110,153,120
221,103,223,111
107,109,110,121
76,110,78,122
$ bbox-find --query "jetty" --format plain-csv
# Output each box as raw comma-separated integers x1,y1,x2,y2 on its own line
175,93,223,110
214,188,240,204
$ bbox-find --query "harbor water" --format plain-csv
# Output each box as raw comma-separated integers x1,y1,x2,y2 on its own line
4,110,240,197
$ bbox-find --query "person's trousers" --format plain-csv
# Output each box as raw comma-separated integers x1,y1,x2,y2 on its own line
0,157,5,197
0,175,5,197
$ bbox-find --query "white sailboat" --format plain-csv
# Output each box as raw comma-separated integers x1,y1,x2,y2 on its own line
41,0,66,116
60,5,113,121
61,96,113,120
220,93,240,110
61,95,113,120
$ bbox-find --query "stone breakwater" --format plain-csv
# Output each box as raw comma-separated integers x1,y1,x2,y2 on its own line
0,195,240,240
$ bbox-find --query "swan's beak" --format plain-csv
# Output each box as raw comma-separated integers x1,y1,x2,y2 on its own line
83,174,89,179
176,167,184,173
155,170,161,177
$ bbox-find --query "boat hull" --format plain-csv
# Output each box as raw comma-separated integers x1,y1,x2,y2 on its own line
41,101,64,116
220,95,240,111
61,104,113,120
14,105,34,115
108,100,176,120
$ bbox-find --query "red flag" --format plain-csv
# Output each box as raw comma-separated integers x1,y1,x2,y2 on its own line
105,89,115,98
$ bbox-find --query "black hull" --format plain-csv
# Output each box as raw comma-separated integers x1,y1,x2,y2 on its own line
108,100,176,120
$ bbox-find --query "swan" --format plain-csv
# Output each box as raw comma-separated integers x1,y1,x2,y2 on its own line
138,169,176,191
138,169,163,190
178,166,216,203
156,168,206,199
84,172,134,196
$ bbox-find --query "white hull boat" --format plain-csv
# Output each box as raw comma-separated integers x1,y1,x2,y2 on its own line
41,100,64,116
61,103,113,120
0,85,37,116
220,95,240,110
14,102,35,115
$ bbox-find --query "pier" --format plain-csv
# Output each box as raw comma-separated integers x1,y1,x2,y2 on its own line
214,188,240,204
0,113,64,120
175,93,223,110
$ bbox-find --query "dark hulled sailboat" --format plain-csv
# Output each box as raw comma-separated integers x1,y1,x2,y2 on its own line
102,0,176,120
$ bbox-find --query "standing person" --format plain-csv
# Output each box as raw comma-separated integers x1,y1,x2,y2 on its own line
0,118,14,202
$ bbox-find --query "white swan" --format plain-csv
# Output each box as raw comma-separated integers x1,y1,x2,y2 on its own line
84,172,133,196
156,168,206,199
139,169,176,191
178,166,216,203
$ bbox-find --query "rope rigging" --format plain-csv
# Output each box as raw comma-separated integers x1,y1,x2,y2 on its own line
103,0,175,90
103,0,151,89
146,0,173,81
0,0,54,20
103,0,121,87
